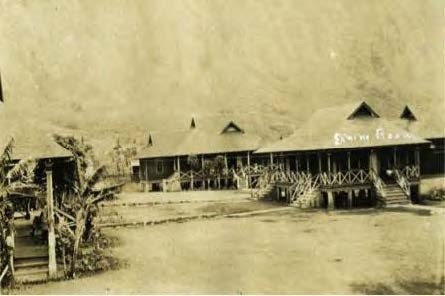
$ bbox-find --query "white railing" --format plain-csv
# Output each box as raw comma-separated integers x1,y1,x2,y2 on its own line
370,169,386,198
319,169,371,187
402,165,420,181
394,169,411,197
290,174,320,203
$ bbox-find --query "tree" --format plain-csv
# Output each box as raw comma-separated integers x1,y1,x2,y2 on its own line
53,134,107,278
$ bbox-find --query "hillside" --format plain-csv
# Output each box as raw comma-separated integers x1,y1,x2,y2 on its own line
0,0,443,160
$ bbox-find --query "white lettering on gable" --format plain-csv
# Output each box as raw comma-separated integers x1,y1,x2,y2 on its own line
333,128,414,146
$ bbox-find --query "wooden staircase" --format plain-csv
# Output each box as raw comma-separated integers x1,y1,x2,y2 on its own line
289,174,320,208
251,184,274,200
13,218,49,284
382,183,410,206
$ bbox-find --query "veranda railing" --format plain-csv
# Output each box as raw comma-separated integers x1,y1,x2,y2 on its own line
401,165,420,180
319,169,371,187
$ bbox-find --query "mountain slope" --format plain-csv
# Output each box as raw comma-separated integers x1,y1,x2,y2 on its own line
0,0,443,158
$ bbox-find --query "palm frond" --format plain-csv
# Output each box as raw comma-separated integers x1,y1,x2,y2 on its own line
0,137,14,182
6,158,37,184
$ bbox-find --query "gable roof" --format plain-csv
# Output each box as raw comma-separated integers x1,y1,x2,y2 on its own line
137,119,262,159
255,101,429,154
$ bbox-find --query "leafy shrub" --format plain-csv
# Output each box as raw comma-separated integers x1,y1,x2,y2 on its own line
427,188,445,201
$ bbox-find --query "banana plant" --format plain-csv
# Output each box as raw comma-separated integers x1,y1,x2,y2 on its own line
53,134,107,278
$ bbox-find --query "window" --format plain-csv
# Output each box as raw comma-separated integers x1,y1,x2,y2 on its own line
400,106,417,121
347,102,380,120
155,160,164,175
222,121,244,133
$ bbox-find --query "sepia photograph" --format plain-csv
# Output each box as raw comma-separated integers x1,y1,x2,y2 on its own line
0,0,444,294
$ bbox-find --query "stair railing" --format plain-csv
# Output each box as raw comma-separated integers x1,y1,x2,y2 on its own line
393,169,411,197
370,169,386,198
290,173,320,203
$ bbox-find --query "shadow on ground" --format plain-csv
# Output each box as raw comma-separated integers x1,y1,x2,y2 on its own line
350,277,445,295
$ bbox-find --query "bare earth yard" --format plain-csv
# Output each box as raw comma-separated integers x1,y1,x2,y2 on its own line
14,197,445,295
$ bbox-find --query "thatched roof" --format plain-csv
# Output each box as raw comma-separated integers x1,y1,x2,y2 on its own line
362,99,445,139
0,112,72,160
137,119,263,159
255,101,430,154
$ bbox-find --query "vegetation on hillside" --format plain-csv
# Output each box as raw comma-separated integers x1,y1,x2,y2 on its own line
0,0,442,164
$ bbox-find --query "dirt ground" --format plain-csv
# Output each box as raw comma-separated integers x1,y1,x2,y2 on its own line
14,206,445,295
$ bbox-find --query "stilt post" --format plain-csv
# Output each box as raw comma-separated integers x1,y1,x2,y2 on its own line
247,151,251,188
347,190,353,208
190,172,194,190
327,191,334,210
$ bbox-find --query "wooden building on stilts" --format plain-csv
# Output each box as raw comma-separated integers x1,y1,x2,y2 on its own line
137,117,266,192
254,101,436,209
136,100,444,209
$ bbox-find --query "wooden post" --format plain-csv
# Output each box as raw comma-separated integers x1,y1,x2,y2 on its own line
318,153,322,173
415,148,420,167
306,154,310,173
247,151,251,167
369,149,379,173
347,151,351,170
332,153,337,173
327,191,334,210
327,153,331,173
190,172,194,190
269,153,274,166
177,156,181,172
393,147,397,168
295,156,299,173
162,179,167,192
347,190,353,208
138,160,143,183
247,152,251,188
285,157,290,173
46,162,57,279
